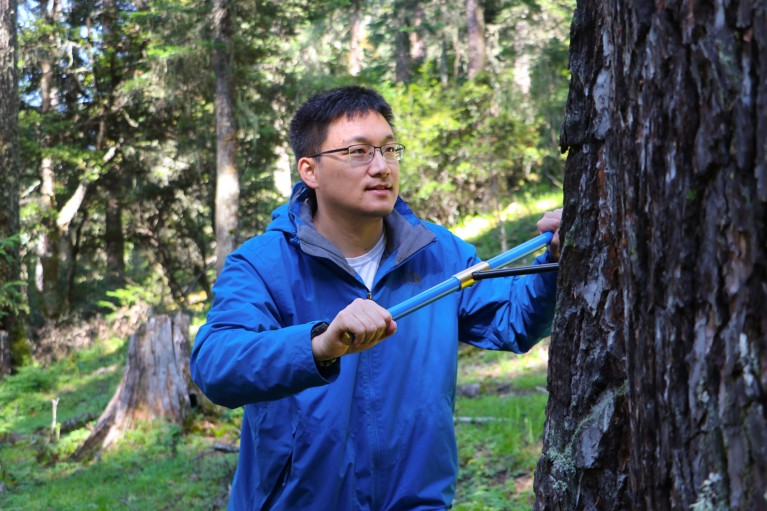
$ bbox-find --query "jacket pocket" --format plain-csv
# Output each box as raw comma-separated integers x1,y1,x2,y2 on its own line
260,452,293,511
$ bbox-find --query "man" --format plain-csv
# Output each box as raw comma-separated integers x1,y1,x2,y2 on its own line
191,86,561,510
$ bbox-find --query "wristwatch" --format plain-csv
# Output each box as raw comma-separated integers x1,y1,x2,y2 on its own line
311,322,337,368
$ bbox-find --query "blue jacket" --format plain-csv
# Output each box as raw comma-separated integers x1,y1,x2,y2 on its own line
190,183,557,511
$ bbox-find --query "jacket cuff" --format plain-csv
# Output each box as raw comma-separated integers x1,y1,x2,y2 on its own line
308,321,341,383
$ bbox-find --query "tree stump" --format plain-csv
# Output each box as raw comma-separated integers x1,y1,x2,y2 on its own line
73,312,194,460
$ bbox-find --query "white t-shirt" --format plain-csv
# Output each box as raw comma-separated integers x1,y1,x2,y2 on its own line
346,234,386,290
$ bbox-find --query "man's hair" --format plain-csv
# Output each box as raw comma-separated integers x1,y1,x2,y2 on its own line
288,86,395,164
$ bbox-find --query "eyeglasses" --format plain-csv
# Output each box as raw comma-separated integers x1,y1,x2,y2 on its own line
309,143,405,164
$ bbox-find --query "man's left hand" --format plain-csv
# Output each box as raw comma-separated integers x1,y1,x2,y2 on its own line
537,208,562,260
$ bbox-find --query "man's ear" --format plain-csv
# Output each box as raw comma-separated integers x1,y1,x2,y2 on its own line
297,157,319,190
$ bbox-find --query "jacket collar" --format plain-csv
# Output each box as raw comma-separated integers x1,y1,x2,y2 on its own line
276,182,436,270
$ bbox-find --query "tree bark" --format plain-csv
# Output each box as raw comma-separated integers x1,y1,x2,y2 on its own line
72,313,195,460
466,0,486,78
535,2,767,510
0,0,20,376
213,0,239,277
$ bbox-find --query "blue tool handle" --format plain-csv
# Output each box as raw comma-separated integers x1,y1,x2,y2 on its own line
389,277,461,321
387,231,554,321
486,231,553,269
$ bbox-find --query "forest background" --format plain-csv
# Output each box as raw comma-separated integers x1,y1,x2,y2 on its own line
1,0,573,509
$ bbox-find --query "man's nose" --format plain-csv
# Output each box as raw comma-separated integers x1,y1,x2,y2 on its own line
369,149,391,175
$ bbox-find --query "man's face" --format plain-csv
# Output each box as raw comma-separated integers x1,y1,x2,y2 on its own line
300,111,400,221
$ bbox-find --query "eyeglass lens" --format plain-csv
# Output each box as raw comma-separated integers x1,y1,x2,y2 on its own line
348,144,403,162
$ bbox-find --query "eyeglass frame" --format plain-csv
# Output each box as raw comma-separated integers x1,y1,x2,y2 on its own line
308,143,405,164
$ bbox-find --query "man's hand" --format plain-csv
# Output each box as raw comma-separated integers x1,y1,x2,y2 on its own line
537,208,563,260
312,298,397,364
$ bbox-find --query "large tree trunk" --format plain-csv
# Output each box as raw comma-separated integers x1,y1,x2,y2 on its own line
0,0,20,376
535,2,767,510
72,313,195,460
213,0,239,277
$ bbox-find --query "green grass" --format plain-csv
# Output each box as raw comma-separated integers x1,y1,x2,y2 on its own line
0,334,242,511
0,337,126,436
1,422,237,511
452,343,550,510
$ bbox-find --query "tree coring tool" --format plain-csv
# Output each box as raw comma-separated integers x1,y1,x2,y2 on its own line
387,231,559,321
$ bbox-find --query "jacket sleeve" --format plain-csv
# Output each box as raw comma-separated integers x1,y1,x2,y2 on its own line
190,248,339,409
458,249,558,353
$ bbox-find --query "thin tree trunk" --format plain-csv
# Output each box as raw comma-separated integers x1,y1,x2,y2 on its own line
213,0,239,276
100,0,124,289
535,2,767,510
36,0,65,318
396,1,427,84
34,0,94,319
0,0,20,375
466,0,486,78
395,11,412,83
105,183,125,284
348,0,363,76
440,33,449,85
410,5,426,68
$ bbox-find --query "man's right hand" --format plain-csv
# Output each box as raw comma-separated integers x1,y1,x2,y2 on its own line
311,298,397,364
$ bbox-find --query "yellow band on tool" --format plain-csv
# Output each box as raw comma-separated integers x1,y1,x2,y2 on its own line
454,261,491,289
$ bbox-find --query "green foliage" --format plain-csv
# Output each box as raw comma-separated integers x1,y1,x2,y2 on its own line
97,284,157,313
385,73,563,225
15,0,572,318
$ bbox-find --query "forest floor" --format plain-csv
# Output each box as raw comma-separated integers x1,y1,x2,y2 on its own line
453,342,550,509
0,323,549,511
0,188,561,510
